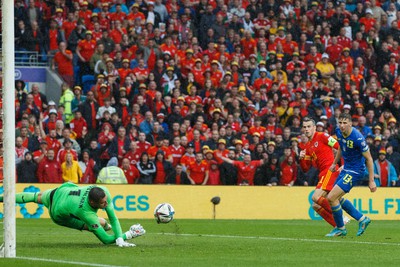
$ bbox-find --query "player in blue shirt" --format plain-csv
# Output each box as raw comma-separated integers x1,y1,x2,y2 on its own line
325,113,377,237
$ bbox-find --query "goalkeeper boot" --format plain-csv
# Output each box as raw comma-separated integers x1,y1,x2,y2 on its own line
325,227,347,237
356,217,371,236
125,224,146,240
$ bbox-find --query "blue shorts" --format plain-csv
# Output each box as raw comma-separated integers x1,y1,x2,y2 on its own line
335,169,364,193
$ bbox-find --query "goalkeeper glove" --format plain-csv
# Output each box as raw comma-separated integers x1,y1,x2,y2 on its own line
125,224,146,240
116,237,136,247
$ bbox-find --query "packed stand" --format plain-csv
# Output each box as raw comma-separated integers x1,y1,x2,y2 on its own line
10,0,400,187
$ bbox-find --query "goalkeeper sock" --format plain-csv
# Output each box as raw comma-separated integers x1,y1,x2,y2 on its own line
316,196,332,213
15,193,38,204
316,207,336,227
340,198,363,221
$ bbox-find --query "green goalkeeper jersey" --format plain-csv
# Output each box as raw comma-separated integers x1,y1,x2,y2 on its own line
48,182,123,244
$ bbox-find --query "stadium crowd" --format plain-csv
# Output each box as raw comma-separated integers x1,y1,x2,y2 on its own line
4,0,400,186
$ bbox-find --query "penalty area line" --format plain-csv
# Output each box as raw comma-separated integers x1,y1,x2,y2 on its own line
156,232,400,246
16,256,129,267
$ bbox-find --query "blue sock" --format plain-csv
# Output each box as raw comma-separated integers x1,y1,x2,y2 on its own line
331,204,344,228
340,198,363,221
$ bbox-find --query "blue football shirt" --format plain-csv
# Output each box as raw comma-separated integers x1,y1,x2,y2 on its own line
335,126,369,174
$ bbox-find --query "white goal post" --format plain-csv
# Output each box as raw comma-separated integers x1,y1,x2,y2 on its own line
1,0,16,258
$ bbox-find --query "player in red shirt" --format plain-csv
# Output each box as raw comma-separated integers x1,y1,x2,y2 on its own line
299,117,341,227
219,152,266,185
187,152,209,185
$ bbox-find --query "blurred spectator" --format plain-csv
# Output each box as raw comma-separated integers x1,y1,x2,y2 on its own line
154,150,174,184
15,136,29,165
121,157,140,184
61,152,82,183
373,149,398,187
96,157,127,184
37,149,62,183
136,152,156,184
279,155,297,186
17,151,38,183
79,149,98,184
53,42,74,87
219,151,266,186
187,152,209,185
207,160,221,185
166,164,190,184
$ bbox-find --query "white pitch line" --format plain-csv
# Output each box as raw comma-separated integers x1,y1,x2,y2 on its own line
17,256,129,267
156,232,400,246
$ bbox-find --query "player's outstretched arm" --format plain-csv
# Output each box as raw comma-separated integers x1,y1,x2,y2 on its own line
218,153,234,165
83,213,118,244
363,150,377,192
82,187,124,245
102,187,123,239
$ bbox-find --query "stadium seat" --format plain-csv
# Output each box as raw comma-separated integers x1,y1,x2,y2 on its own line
82,74,95,94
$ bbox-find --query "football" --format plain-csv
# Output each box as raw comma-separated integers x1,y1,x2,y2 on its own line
154,203,175,224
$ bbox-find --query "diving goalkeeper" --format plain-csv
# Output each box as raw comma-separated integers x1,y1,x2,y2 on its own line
0,182,145,247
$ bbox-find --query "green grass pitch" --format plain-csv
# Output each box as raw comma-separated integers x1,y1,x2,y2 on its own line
1,219,400,267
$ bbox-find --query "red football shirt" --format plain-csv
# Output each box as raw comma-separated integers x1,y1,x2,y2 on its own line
233,160,262,185
188,160,209,184
54,50,73,75
169,145,185,166
77,39,96,61
123,165,140,184
181,154,196,168
299,132,339,177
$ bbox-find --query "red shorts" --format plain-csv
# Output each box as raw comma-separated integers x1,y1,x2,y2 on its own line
316,168,339,191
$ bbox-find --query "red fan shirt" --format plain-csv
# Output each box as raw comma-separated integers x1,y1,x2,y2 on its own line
233,160,262,185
